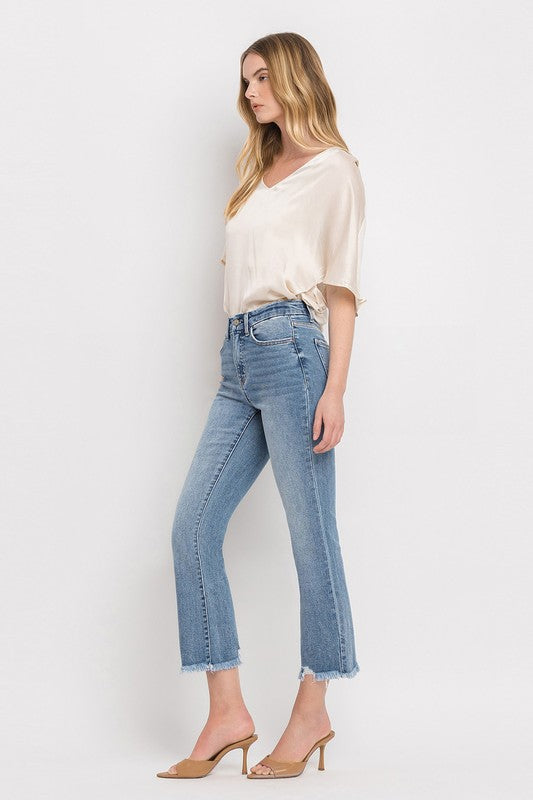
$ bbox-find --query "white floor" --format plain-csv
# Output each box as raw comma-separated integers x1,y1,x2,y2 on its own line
3,756,531,800
3,719,531,800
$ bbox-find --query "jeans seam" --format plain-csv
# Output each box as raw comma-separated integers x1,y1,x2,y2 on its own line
294,338,345,674
193,407,261,666
314,338,330,377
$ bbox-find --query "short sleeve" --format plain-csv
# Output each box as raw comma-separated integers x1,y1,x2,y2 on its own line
317,159,367,316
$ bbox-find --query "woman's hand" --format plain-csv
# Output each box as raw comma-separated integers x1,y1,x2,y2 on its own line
313,388,345,452
312,285,357,453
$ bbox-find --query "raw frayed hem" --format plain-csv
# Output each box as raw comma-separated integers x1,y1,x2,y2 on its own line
180,649,242,674
298,663,360,682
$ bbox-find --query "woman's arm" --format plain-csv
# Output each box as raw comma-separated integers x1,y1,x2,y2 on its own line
312,285,356,453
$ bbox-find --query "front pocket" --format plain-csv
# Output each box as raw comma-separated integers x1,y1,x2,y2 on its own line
314,338,330,376
249,314,294,345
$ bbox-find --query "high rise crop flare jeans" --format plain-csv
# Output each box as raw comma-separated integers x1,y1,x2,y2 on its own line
171,299,360,681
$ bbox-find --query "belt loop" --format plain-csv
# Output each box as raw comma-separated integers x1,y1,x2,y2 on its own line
244,311,249,335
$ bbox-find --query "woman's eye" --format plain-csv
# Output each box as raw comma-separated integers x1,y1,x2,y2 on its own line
243,74,268,86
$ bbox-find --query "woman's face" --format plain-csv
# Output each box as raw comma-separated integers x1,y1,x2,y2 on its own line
242,53,283,125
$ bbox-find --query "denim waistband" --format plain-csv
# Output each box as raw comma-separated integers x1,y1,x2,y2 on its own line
226,299,311,338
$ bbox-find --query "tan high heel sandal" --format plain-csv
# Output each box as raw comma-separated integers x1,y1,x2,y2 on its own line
246,729,335,779
156,732,258,779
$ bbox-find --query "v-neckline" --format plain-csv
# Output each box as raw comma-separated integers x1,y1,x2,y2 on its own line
261,146,338,190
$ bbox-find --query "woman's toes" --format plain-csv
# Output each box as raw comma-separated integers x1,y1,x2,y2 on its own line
251,762,273,774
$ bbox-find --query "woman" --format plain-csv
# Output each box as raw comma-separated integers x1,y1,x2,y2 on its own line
157,32,366,780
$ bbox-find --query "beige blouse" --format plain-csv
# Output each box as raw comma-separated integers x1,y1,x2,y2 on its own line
220,146,366,326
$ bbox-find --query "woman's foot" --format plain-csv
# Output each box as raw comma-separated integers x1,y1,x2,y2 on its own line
249,676,331,776
165,710,255,774
165,666,255,775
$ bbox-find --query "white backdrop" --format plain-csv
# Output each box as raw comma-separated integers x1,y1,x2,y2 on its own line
2,2,532,798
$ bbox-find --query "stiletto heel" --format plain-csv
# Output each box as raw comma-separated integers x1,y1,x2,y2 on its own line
241,740,253,774
157,732,258,779
247,730,335,779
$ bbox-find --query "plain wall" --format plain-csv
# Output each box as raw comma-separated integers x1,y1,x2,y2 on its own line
2,1,532,798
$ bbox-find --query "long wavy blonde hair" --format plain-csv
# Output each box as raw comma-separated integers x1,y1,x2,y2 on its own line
223,32,356,221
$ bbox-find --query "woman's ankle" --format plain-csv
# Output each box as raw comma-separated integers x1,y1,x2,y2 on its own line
207,706,254,726
291,704,329,724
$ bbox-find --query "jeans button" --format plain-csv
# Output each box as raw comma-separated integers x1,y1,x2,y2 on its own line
233,319,239,325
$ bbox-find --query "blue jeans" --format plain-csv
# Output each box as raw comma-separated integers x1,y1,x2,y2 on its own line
171,299,360,681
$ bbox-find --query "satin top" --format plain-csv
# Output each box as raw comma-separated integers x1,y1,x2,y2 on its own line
219,146,366,326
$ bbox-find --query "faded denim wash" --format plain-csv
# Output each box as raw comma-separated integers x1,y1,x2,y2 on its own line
171,299,360,681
